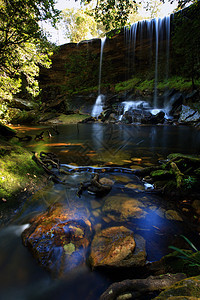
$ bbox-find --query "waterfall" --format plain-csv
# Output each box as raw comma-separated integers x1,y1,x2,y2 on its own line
153,18,160,108
118,100,172,123
119,100,151,121
164,16,171,107
124,15,171,109
91,94,105,118
91,37,106,118
98,37,106,94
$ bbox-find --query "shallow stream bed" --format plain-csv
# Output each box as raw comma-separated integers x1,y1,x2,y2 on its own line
0,123,200,300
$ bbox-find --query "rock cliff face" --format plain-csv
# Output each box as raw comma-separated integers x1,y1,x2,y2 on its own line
39,2,200,104
39,28,168,95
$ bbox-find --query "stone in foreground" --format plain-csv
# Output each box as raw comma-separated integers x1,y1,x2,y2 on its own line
22,203,92,278
89,226,146,269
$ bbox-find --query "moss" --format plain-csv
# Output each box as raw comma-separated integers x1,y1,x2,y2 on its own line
113,76,200,96
167,153,200,161
136,79,155,92
47,113,89,124
150,170,173,180
64,243,76,255
157,77,200,91
114,77,141,92
154,276,200,299
0,144,44,202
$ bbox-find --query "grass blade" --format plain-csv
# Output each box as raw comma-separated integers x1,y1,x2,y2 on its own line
180,235,198,252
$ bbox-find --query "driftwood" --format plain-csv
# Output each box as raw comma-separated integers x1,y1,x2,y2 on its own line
34,131,45,141
32,152,65,184
100,273,186,300
77,173,112,197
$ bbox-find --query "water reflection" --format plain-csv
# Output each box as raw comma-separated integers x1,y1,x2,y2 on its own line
15,123,200,166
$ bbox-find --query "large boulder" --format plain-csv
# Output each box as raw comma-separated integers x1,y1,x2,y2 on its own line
7,97,35,111
0,123,16,139
142,111,165,124
178,105,200,123
22,203,92,277
89,226,146,269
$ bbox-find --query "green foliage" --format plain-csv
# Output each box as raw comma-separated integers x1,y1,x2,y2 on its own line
136,79,155,92
0,41,53,100
114,77,140,92
172,2,200,87
157,77,200,91
114,76,200,94
169,235,200,268
183,176,198,190
0,0,57,100
61,7,105,42
83,0,195,32
114,77,155,93
90,0,136,31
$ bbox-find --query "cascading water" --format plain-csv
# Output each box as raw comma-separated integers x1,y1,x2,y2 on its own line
122,15,172,122
119,100,151,121
118,100,172,123
153,18,160,108
91,94,105,118
164,16,171,107
91,37,106,118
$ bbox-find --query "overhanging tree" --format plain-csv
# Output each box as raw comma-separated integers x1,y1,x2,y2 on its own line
0,0,197,101
0,0,59,100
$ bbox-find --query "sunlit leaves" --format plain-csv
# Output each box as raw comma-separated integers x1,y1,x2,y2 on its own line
0,0,55,100
61,7,100,42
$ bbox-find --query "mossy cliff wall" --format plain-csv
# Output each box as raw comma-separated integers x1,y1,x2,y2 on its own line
39,2,200,101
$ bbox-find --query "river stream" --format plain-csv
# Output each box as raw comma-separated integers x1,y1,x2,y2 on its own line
0,123,200,300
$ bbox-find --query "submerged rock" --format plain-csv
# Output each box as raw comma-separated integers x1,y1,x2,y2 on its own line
22,203,92,278
102,195,147,222
165,210,183,221
89,226,146,269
